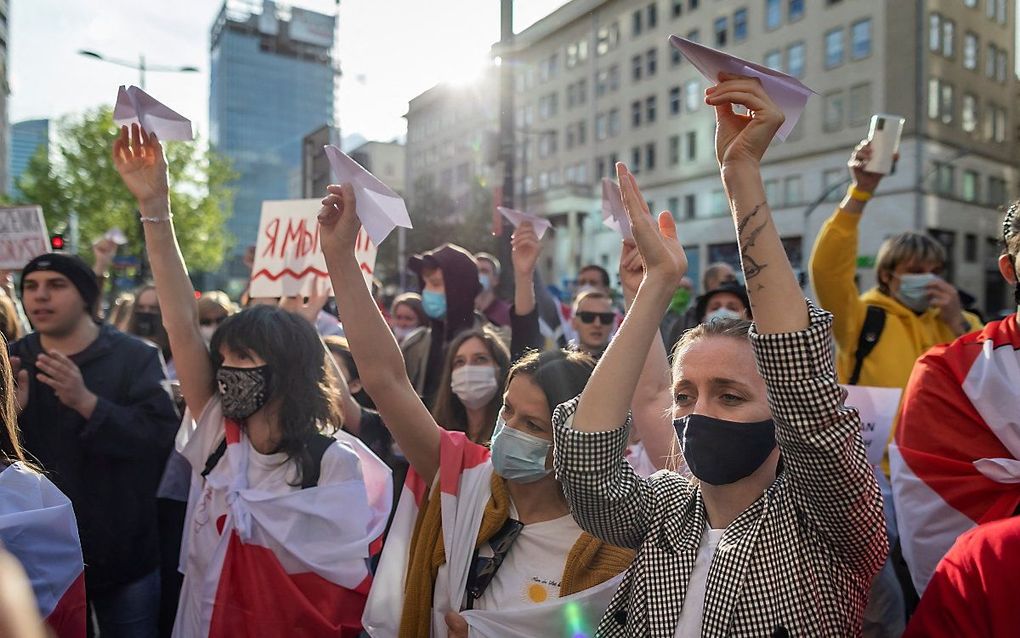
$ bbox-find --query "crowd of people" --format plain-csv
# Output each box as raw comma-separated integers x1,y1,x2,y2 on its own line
0,72,1016,638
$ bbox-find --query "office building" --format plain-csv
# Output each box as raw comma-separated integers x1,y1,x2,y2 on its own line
0,0,10,196
474,0,1016,312
350,140,406,195
209,0,338,265
7,118,48,198
301,124,341,198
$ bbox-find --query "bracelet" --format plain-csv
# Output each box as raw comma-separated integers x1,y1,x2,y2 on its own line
847,185,872,202
140,213,173,223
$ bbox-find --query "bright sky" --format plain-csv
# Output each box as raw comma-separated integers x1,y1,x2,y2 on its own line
8,0,568,148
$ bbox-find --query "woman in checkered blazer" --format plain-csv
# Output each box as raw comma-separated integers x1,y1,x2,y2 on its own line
552,75,888,637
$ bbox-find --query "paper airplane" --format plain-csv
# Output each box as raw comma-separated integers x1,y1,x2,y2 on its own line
104,228,128,245
601,178,633,239
668,35,816,141
324,145,412,245
113,85,194,141
497,207,552,239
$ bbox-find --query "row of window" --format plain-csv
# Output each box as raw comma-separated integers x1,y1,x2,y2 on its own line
927,78,1009,142
968,0,1009,24
930,13,1010,83
932,164,1008,205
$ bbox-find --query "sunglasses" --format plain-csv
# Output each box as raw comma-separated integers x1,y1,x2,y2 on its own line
199,316,227,327
466,518,524,601
577,311,615,325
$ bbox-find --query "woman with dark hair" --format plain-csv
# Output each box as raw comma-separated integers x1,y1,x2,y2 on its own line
431,327,510,444
319,183,634,636
114,124,391,638
0,339,86,637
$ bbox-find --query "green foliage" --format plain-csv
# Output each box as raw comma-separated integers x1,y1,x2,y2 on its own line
12,107,235,272
376,176,497,281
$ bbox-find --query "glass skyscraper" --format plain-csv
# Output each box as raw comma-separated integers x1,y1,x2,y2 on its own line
8,119,49,198
209,0,337,269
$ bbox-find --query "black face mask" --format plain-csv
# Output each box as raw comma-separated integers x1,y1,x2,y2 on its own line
133,311,161,338
216,365,272,421
675,414,777,486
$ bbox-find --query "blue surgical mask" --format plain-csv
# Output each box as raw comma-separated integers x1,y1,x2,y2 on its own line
895,273,936,313
479,274,492,291
422,289,447,319
676,413,776,485
705,307,742,323
489,417,552,483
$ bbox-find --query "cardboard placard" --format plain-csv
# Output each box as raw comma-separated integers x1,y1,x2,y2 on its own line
249,199,376,297
843,385,903,466
0,206,49,270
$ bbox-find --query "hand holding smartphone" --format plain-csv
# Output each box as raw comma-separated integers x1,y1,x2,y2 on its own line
864,114,905,175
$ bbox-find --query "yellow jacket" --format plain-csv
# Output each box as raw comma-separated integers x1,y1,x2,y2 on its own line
810,208,982,390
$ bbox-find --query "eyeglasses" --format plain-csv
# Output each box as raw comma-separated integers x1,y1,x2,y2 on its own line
199,316,227,327
466,518,524,601
577,311,615,325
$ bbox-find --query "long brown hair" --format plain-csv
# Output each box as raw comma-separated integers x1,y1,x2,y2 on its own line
0,335,28,467
431,328,510,443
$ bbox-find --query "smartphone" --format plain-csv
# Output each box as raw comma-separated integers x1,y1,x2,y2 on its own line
865,114,905,175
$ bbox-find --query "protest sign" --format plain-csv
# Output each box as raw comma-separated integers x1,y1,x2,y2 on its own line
842,385,903,466
0,206,50,270
249,199,376,297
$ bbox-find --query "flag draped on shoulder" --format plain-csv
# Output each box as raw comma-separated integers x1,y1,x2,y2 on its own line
890,314,1020,594
0,462,86,638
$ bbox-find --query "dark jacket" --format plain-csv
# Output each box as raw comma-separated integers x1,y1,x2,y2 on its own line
11,324,180,592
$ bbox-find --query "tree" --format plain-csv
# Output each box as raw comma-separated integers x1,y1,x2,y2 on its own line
13,107,234,274
376,176,497,283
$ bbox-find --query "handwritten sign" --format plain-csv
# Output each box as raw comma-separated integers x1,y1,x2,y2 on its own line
0,206,49,270
843,385,903,466
249,198,376,297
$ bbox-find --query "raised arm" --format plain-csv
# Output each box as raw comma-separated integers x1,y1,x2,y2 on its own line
509,222,544,360
318,184,441,485
112,124,214,417
709,76,887,574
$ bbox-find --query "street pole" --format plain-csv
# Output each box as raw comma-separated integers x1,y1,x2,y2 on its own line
497,0,516,299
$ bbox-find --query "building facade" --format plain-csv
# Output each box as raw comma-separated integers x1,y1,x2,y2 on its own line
210,0,338,265
0,0,10,197
350,140,406,195
7,118,47,198
474,0,1016,313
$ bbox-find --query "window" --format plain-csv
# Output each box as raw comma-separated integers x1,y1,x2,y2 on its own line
848,83,872,126
963,171,979,203
964,233,978,262
986,43,997,78
596,157,606,178
934,162,955,195
989,176,1007,205
851,19,871,59
685,131,697,160
646,143,656,171
734,8,748,42
940,82,954,124
764,49,782,71
672,0,683,18
962,94,978,133
823,169,845,202
964,0,976,7
684,79,701,112
714,17,728,47
764,179,781,204
596,22,620,56
992,104,1007,142
987,0,997,19
825,28,844,68
670,86,681,115
996,50,1007,82
631,146,642,173
646,48,658,76
687,28,701,43
578,120,587,145
996,0,1007,23
766,0,781,30
646,95,657,123
788,0,804,21
784,175,803,205
647,2,658,28
963,33,978,70
684,194,697,219
668,196,680,214
929,13,941,52
596,113,608,140
710,189,728,216
928,78,940,120
595,69,611,97
823,90,845,132
787,41,805,77
632,54,643,81
671,46,682,66
669,135,681,164
942,18,955,58
566,127,576,150
689,0,700,9
609,109,620,135
632,9,643,37
632,100,642,127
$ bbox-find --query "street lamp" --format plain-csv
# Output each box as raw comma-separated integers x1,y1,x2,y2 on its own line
78,49,199,89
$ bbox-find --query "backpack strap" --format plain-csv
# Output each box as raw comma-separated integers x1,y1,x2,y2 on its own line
849,305,886,386
200,432,335,490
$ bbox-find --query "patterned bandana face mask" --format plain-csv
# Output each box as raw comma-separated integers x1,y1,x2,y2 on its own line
216,365,272,421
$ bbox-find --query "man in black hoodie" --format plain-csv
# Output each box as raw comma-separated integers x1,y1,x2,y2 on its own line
10,253,179,638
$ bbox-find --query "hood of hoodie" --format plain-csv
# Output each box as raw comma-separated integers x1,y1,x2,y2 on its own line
408,243,481,340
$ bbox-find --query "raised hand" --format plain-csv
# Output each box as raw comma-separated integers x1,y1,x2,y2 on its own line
112,123,170,209
35,352,97,417
847,140,891,194
617,163,686,289
927,278,967,334
317,184,362,258
511,222,542,277
92,237,117,276
707,73,785,168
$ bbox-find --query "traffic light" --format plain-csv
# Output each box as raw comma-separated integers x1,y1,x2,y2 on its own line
50,233,65,251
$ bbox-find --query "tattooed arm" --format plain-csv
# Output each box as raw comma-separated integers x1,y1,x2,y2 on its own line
707,74,808,334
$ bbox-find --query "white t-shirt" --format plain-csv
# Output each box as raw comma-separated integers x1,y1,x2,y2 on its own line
473,503,584,611
674,526,725,637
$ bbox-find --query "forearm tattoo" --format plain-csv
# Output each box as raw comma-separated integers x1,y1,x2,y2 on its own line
737,202,769,282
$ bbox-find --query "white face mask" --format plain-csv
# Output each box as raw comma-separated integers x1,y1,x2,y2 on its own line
199,325,217,344
393,325,415,342
450,365,499,409
706,307,742,323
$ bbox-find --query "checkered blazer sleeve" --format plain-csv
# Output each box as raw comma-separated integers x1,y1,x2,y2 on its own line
553,399,690,550
749,300,888,578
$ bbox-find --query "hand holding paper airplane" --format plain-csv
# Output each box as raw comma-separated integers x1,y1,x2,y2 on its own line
668,35,815,141
113,86,194,141
324,145,412,245
497,207,552,239
601,178,633,239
